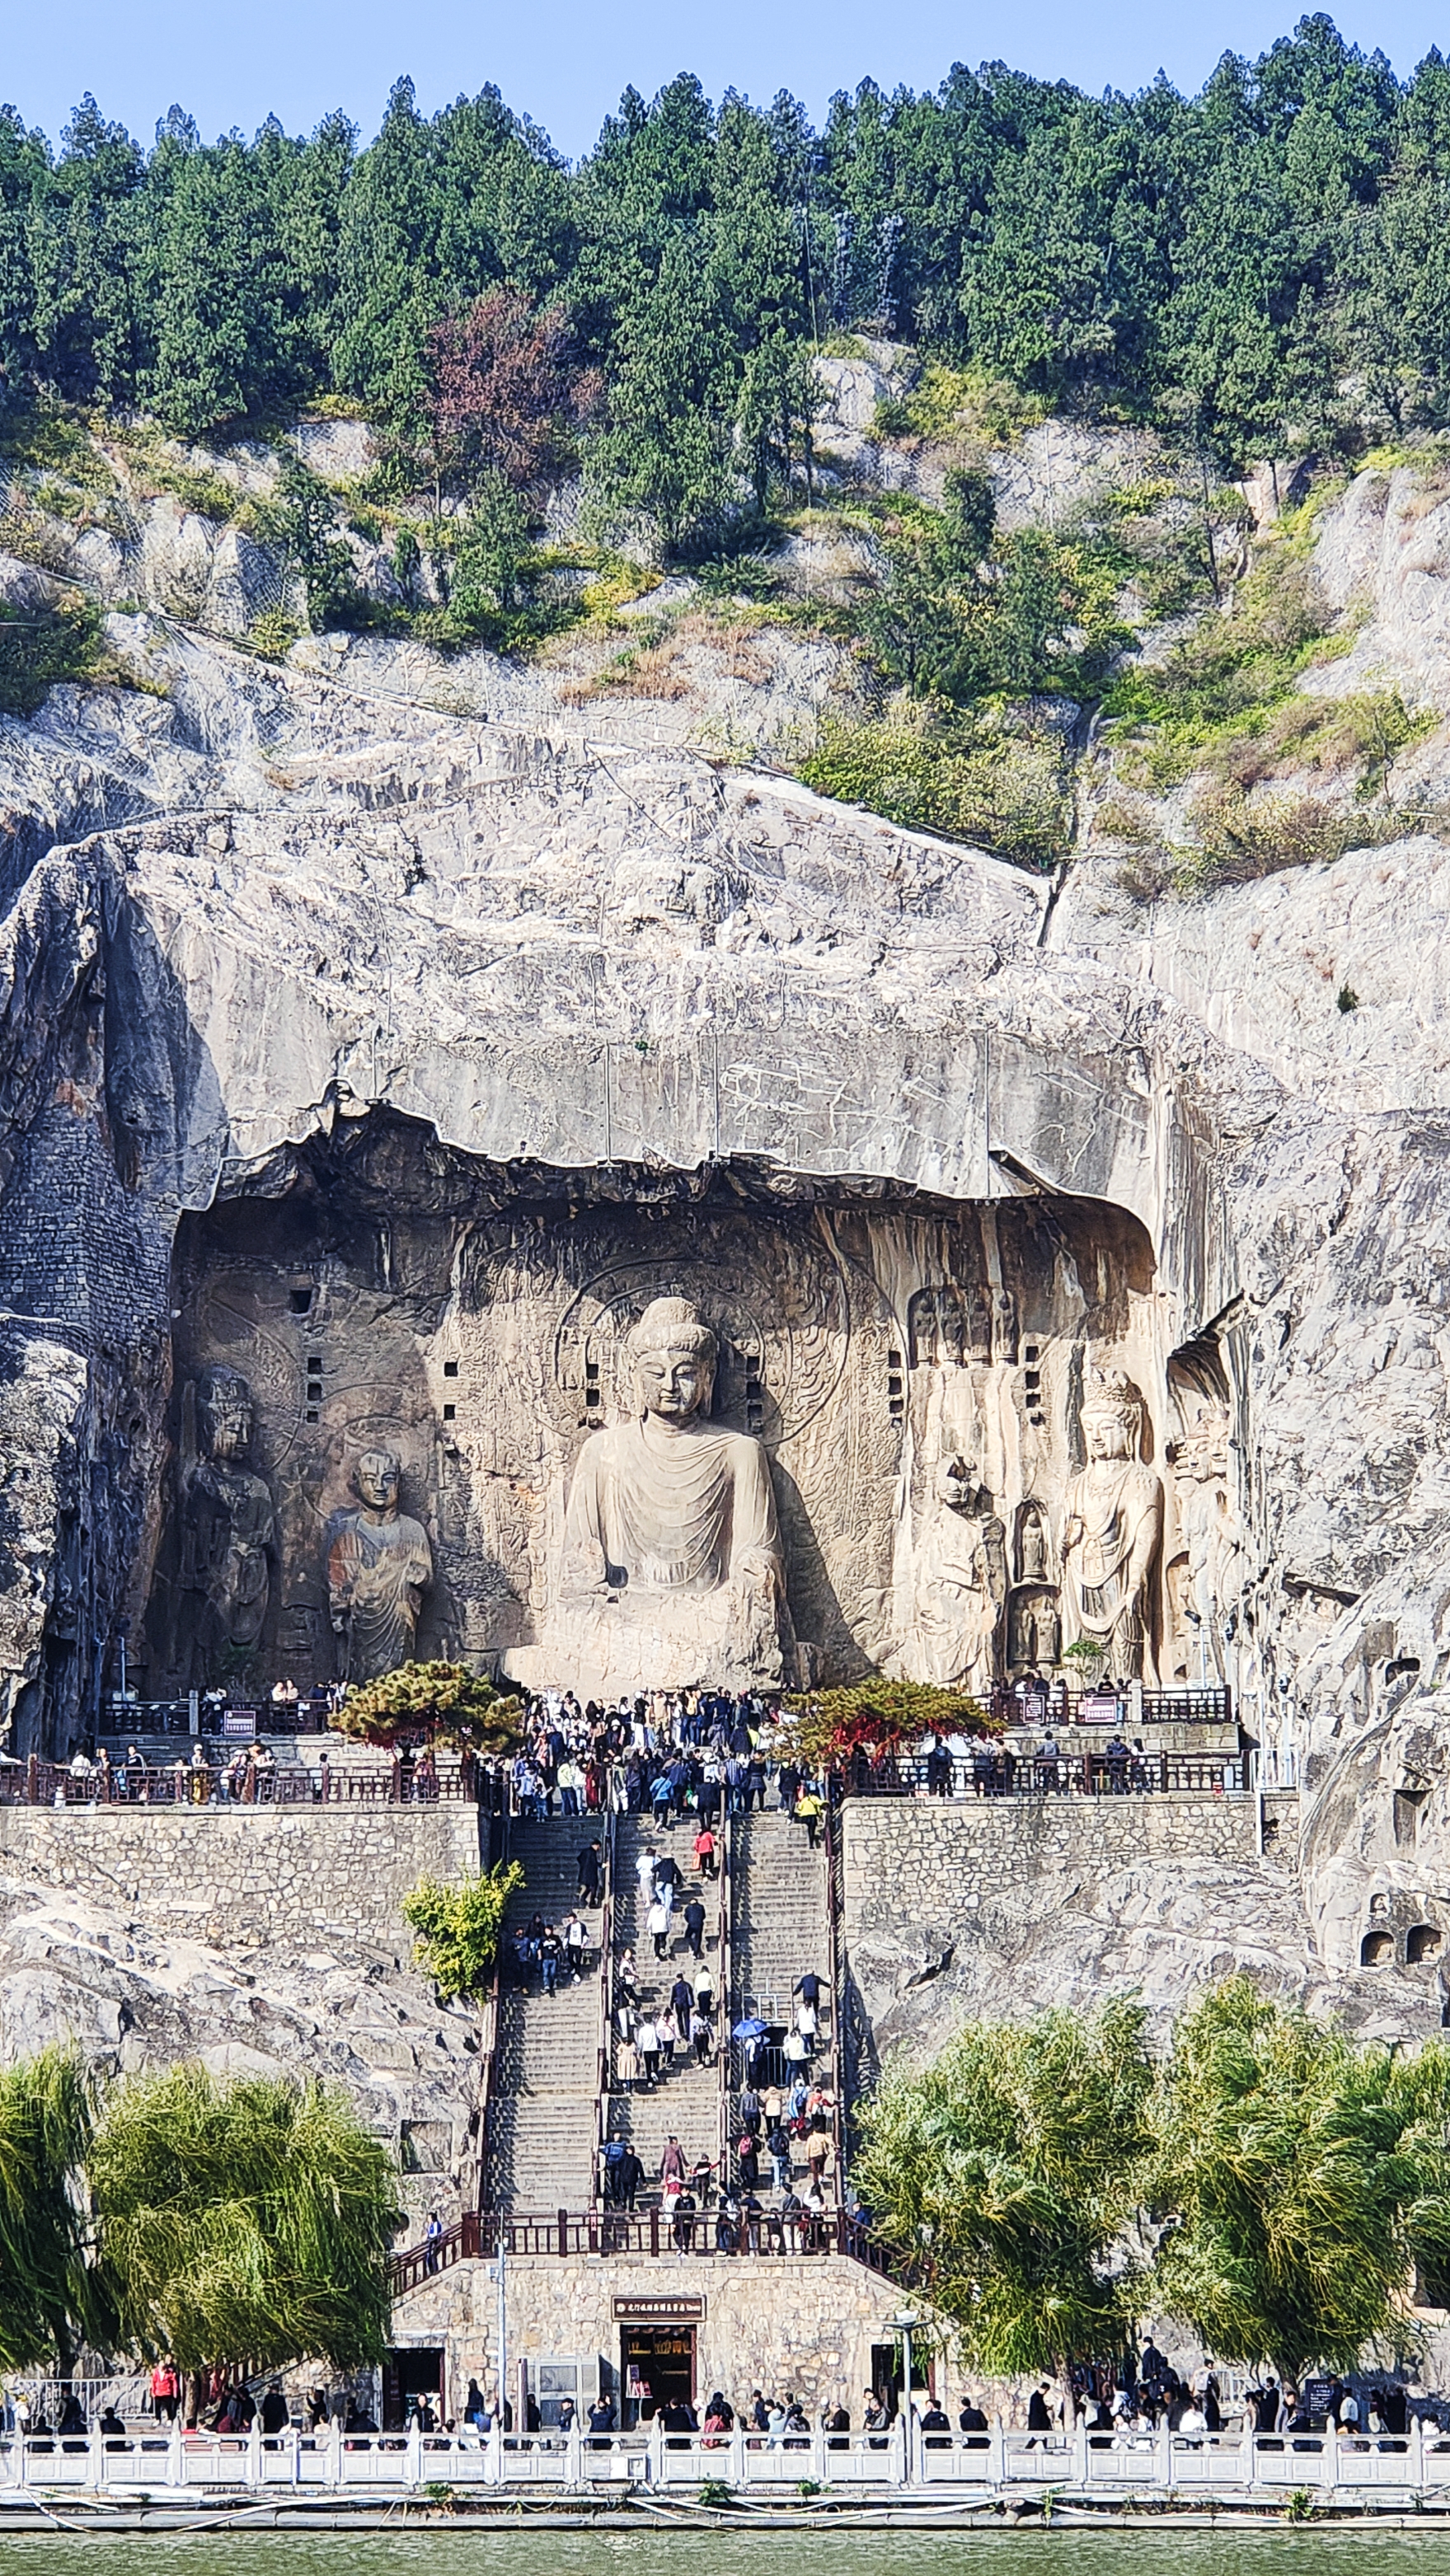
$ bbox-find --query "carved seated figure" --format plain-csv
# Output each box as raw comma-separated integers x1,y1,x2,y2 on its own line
548,1295,786,1696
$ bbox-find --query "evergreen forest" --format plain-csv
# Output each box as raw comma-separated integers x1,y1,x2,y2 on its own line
4,12,1450,480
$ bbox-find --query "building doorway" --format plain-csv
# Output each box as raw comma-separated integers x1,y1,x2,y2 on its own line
620,2325,696,2427
383,2346,443,2432
870,2339,931,2419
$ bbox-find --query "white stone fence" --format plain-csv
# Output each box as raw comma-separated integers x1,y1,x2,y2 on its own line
5,2417,1450,2498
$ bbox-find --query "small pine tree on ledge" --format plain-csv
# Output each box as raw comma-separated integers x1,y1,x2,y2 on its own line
332,1659,524,1752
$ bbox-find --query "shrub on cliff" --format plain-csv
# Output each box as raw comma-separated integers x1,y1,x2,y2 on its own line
402,1862,525,2001
334,1658,523,1751
0,596,103,714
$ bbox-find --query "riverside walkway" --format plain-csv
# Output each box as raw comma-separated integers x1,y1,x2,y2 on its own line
2,2416,1448,2502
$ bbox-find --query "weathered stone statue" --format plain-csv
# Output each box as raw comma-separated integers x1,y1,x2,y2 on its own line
1170,1394,1241,1682
326,1450,434,1683
914,1459,1007,1692
178,1367,275,1682
1007,1585,1061,1672
1060,1370,1163,1682
549,1295,786,1694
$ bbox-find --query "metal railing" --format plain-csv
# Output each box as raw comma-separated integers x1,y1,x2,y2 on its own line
716,1811,734,2187
2,1755,483,1808
840,1750,1246,1801
97,1700,330,1740
822,1791,847,2193
392,2203,885,2275
589,1811,617,2208
390,2211,483,2297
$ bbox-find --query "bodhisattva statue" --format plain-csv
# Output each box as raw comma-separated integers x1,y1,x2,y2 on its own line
1060,1370,1164,1683
914,1459,1007,1693
326,1449,434,1683
549,1295,786,1694
178,1366,276,1681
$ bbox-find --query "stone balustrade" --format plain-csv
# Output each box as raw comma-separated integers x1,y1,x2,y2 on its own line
2,2417,1447,2502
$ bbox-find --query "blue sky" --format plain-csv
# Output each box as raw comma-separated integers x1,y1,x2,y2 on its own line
6,0,1449,159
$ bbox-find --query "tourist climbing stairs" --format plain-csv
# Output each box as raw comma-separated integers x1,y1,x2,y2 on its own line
603,1811,724,2202
728,1805,835,2182
486,1815,608,2211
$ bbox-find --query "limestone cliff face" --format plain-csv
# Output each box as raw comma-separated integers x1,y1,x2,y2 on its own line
0,545,1448,2023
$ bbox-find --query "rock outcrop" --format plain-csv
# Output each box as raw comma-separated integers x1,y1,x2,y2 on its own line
2,426,1450,2030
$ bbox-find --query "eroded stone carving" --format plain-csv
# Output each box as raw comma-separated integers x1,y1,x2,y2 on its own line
547,1295,786,1695
176,1366,275,1683
326,1450,434,1684
1168,1377,1241,1684
913,1459,1007,1691
1060,1370,1163,1682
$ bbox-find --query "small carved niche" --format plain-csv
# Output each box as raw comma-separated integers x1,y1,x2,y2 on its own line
1395,1786,1429,1848
908,1285,989,1369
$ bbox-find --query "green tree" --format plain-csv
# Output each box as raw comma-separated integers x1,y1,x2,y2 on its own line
1147,1978,1450,2381
0,2049,100,2369
246,455,355,627
402,1862,525,2000
852,1999,1154,2379
448,466,533,619
335,1656,523,1750
90,2065,402,2385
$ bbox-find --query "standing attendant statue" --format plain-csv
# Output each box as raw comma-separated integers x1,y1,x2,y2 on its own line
177,1366,275,1682
1060,1370,1163,1683
326,1450,434,1682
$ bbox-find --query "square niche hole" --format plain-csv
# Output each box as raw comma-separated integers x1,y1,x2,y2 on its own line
289,1286,313,1314
443,1359,459,1379
401,2119,450,2174
442,1403,457,1422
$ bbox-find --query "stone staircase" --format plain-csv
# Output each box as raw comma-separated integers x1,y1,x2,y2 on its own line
729,1806,833,2172
604,1813,723,2199
486,1818,604,2211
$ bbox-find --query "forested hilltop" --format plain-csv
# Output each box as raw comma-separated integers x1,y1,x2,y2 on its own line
10,10,1450,890
7,12,1450,466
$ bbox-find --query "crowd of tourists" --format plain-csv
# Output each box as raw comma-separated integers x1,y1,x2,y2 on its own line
506,1688,827,1830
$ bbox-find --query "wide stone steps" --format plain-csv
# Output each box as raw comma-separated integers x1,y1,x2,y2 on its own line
486,1817,607,2209
729,1813,833,2137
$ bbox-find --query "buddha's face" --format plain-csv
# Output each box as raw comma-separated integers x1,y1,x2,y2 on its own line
635,1345,712,1422
1083,1406,1133,1463
354,1450,401,1510
199,1375,252,1461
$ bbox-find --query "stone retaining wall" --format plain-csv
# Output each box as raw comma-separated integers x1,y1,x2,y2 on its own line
838,1791,1316,2062
0,1804,483,1950
844,1792,1260,1938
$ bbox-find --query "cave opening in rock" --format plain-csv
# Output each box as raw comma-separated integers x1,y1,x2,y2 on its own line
129,1109,1241,1710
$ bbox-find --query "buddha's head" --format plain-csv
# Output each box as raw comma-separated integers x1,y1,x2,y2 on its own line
197,1366,254,1463
1081,1370,1146,1464
627,1297,717,1424
353,1448,401,1512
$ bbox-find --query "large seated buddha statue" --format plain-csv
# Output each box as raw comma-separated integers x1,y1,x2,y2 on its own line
547,1295,787,1696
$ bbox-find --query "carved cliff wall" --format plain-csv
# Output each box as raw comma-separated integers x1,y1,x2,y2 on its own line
138,1143,1206,1698
0,616,1444,1989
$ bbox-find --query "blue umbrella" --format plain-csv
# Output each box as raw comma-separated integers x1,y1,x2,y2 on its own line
733,2016,768,2041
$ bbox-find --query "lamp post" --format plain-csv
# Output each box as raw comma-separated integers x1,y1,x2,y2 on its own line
889,2308,920,2485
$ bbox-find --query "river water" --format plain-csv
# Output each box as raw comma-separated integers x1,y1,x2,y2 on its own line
2,2534,1445,2576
